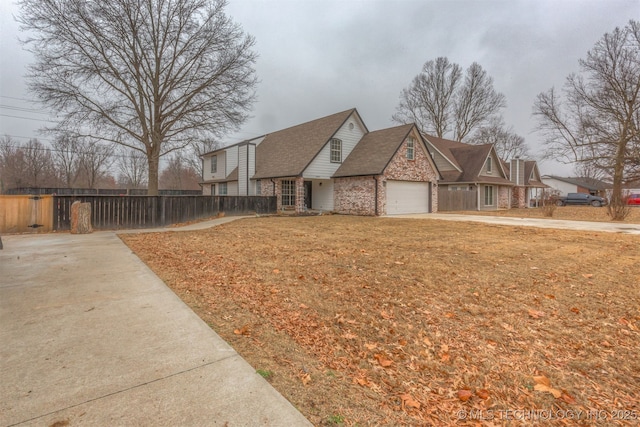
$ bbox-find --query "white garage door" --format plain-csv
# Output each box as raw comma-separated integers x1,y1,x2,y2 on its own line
386,180,430,215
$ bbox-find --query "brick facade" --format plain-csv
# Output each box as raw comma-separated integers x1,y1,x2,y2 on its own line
498,186,511,209
512,186,526,208
334,177,379,215
334,137,439,215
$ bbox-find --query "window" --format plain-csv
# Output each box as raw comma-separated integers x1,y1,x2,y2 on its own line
484,186,494,206
281,180,296,206
406,137,415,160
256,180,261,195
330,138,342,163
486,156,492,173
210,155,217,174
219,182,227,195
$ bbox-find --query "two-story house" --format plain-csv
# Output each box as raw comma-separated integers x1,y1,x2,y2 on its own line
201,109,441,215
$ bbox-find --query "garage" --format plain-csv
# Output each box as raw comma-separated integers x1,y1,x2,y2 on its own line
386,180,430,215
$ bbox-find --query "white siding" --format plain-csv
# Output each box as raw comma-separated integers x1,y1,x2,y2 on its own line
248,144,256,195
238,144,248,195
228,182,238,196
541,177,577,196
203,152,226,181
312,179,334,211
226,145,239,176
303,113,366,179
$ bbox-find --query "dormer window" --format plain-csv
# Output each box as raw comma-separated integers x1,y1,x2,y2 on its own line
330,138,342,163
486,156,492,173
406,137,415,160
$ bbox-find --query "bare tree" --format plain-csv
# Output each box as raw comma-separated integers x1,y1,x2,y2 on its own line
159,153,201,190
472,118,531,160
393,57,506,141
51,133,81,187
185,137,220,176
534,20,640,219
116,148,148,189
0,136,27,192
23,138,55,187
19,0,258,195
77,140,114,189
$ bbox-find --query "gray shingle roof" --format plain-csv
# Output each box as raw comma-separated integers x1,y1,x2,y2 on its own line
252,109,357,179
333,124,415,178
425,135,513,185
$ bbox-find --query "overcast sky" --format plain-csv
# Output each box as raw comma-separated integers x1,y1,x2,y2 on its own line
1,0,638,176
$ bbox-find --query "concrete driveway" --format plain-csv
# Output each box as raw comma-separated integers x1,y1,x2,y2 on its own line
393,213,640,235
0,218,311,427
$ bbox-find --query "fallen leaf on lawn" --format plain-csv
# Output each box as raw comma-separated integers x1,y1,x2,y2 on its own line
299,372,311,386
570,307,580,314
233,324,250,336
528,309,545,319
272,268,280,274
582,273,593,279
400,393,421,409
444,312,455,318
560,392,576,404
533,375,562,398
299,303,309,309
374,354,394,367
356,377,369,386
394,261,405,265
476,389,490,400
469,251,479,254
544,294,556,299
342,332,357,340
380,310,394,319
365,343,377,350
601,340,612,347
457,390,473,402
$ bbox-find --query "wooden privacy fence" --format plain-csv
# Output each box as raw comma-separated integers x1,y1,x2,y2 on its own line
52,195,276,231
437,189,477,211
0,195,54,233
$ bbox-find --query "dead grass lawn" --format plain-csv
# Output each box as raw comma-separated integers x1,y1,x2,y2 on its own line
121,216,640,426
450,206,640,223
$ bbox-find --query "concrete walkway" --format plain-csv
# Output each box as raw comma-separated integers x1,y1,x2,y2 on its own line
0,217,312,427
393,213,640,235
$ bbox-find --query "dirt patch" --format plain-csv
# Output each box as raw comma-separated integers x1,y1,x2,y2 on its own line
121,216,640,426
448,206,640,223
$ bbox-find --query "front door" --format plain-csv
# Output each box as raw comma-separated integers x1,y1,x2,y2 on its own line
304,181,312,210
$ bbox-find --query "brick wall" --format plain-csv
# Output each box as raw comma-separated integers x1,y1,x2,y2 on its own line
334,177,378,215
498,186,511,209
383,136,439,213
334,136,439,215
512,186,526,208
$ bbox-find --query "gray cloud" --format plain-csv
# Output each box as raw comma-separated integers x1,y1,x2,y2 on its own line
2,0,638,176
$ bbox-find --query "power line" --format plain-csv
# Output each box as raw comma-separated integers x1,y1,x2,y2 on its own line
0,104,52,114
0,95,38,103
0,113,58,123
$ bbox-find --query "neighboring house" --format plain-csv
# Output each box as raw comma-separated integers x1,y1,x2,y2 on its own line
424,136,514,211
200,109,441,215
541,176,611,197
503,159,548,208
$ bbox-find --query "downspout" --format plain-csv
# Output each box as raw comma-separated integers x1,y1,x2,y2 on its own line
374,176,378,216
